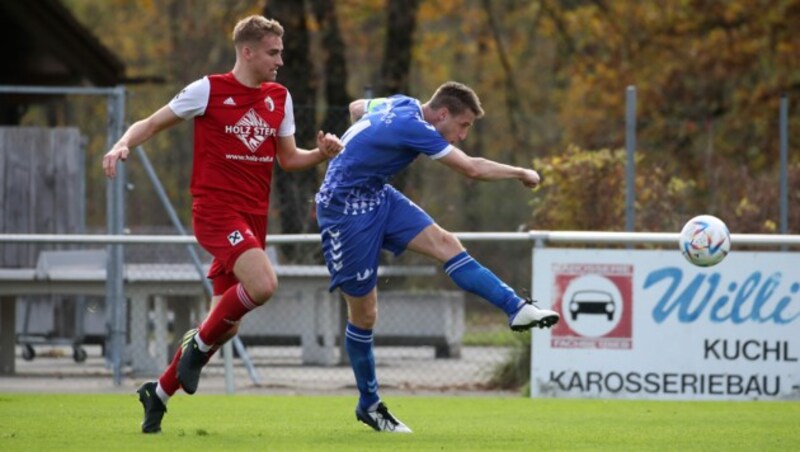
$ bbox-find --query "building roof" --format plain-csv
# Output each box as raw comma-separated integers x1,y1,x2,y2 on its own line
1,0,125,87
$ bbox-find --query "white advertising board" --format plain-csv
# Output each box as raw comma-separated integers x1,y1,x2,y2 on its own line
530,249,800,400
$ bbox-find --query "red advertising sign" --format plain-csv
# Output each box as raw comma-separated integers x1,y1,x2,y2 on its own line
550,263,633,349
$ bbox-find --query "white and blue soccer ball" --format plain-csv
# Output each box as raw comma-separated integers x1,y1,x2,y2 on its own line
679,215,731,267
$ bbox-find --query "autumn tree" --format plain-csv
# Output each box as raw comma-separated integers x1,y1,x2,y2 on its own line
56,0,800,239
379,0,420,95
529,0,800,231
261,0,319,251
311,0,352,137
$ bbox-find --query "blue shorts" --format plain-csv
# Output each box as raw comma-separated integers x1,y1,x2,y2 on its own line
316,185,433,297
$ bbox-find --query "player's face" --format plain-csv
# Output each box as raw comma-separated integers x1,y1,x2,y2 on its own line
435,109,475,144
249,34,284,82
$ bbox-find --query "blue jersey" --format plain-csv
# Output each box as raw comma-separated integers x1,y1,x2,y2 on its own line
316,95,452,214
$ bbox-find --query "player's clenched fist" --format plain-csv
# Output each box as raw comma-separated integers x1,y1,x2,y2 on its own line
317,130,343,159
520,169,541,188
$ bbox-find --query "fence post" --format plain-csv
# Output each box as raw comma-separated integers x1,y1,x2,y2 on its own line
779,94,789,235
105,86,126,385
625,86,636,233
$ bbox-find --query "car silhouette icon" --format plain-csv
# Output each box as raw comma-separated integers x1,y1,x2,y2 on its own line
569,290,615,321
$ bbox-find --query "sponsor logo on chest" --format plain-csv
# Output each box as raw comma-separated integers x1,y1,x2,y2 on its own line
225,107,278,153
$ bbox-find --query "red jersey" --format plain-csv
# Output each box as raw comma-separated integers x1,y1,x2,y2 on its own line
169,72,296,214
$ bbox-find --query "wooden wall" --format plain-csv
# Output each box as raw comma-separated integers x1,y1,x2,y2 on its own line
0,127,84,267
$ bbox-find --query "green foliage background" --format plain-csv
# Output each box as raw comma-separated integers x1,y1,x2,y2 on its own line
39,0,799,287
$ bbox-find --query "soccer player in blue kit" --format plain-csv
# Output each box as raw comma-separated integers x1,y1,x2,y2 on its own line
315,81,560,433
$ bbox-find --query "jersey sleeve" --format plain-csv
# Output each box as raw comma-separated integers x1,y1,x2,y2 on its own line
278,91,296,137
398,116,453,160
168,77,210,119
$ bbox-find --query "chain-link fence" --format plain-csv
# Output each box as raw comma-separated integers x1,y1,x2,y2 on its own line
1,83,794,395
0,85,530,392
1,236,533,394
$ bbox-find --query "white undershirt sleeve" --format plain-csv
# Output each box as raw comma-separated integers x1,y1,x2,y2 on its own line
278,91,296,137
168,77,210,119
429,144,454,160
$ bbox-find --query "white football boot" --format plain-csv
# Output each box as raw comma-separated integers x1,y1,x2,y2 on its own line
356,402,413,433
509,295,560,331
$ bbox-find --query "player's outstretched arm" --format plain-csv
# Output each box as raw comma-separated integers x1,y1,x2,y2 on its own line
276,131,343,172
103,105,183,178
437,147,541,188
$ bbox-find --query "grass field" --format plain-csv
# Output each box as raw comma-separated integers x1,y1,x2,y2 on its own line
0,394,797,451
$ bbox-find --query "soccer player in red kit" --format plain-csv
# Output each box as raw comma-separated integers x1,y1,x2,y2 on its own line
102,15,343,433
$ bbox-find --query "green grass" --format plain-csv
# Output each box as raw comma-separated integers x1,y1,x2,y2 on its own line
462,330,519,346
0,394,797,451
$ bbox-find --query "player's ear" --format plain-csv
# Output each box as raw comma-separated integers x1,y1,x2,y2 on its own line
240,44,253,60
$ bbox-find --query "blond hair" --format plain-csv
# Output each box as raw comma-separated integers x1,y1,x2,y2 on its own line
428,81,485,118
232,15,284,45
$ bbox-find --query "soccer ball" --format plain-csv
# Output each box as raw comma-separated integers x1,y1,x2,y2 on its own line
679,215,731,267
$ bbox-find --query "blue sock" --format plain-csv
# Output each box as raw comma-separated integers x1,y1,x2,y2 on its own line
444,251,524,317
345,323,380,411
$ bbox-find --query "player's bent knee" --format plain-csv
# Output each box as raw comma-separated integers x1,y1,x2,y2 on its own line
442,230,463,249
438,230,465,258
350,307,378,329
246,276,278,305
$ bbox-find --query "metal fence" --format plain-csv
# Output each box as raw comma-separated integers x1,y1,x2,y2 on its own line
2,231,799,395
0,83,795,396
0,83,532,394
0,232,541,394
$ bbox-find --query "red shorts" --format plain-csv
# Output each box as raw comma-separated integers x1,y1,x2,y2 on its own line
192,200,267,295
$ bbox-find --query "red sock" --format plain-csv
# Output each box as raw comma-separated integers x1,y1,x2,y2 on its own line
159,345,219,396
159,348,182,396
198,283,256,346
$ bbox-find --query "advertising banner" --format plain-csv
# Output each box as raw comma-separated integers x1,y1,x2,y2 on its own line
530,249,800,400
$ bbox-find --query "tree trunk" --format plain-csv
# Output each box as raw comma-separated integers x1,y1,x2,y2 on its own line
380,0,420,192
380,0,419,95
263,1,319,237
481,0,527,162
311,0,351,137
264,1,320,261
